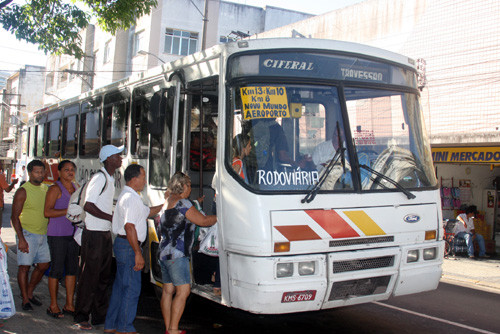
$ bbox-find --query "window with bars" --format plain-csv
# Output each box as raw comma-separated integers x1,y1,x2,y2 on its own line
164,29,198,56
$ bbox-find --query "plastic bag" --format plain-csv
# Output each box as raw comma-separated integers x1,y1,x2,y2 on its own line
0,241,15,319
73,227,83,246
199,224,218,257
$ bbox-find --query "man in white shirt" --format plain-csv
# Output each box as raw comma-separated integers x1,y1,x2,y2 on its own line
74,145,123,330
104,164,164,334
455,205,489,259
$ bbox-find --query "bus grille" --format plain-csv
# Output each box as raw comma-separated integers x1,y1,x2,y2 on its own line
332,256,395,273
329,236,394,247
328,275,391,301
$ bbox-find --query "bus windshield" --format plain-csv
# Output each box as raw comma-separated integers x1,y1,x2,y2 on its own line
228,83,437,192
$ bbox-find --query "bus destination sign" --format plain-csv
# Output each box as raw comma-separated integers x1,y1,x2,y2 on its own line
229,52,415,87
240,86,290,120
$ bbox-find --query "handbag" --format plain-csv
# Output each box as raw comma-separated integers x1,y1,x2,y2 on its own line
198,224,219,257
0,240,15,319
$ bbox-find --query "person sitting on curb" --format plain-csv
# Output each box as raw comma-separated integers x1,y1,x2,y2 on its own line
455,205,489,259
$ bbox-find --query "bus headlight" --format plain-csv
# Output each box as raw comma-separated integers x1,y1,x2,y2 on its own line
407,250,419,263
423,247,437,260
276,263,294,278
298,261,315,276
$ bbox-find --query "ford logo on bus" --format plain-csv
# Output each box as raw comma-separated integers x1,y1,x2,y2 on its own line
404,214,420,223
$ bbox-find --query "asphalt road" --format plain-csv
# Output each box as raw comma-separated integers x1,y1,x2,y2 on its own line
134,281,500,334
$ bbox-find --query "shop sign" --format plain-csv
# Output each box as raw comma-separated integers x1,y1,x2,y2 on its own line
432,147,500,164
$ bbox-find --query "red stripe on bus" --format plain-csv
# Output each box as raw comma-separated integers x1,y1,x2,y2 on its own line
274,225,322,241
305,210,360,239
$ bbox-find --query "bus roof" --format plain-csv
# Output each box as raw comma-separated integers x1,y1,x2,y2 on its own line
35,38,415,114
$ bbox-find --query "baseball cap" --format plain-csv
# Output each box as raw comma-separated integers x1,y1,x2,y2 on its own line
99,145,124,163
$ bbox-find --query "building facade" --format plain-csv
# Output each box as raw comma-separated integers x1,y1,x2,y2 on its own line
43,0,312,104
0,65,45,177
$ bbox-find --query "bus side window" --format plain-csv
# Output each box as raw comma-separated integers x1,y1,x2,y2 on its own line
131,88,150,158
80,98,101,157
27,126,35,158
35,116,46,158
61,103,79,158
47,119,61,158
62,115,78,158
103,91,130,148
149,88,172,188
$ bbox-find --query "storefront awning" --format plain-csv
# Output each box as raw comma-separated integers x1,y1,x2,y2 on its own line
432,146,500,164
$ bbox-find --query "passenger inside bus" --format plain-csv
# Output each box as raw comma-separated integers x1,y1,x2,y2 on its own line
189,132,216,171
312,124,353,189
244,118,311,179
231,134,251,180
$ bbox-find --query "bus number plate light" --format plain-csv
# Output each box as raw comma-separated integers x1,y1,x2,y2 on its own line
281,290,316,303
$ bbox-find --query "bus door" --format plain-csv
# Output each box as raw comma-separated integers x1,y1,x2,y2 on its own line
185,78,219,214
132,79,182,283
183,77,220,290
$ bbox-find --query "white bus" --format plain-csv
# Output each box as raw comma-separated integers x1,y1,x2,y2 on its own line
28,38,443,314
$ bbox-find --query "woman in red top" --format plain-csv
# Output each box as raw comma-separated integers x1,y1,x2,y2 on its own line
231,134,251,179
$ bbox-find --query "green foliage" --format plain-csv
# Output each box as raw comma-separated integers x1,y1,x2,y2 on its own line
0,0,157,59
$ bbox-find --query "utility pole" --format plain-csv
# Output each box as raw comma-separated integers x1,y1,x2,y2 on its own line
201,0,209,50
64,67,95,91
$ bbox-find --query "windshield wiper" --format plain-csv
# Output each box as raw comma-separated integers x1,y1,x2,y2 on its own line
301,147,345,204
359,164,416,200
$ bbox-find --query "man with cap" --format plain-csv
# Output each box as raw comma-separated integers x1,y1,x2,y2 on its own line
74,145,123,330
455,205,489,259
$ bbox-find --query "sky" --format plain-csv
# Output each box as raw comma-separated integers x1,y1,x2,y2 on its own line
0,0,364,74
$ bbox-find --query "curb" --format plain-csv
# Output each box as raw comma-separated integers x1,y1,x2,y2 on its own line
441,275,500,294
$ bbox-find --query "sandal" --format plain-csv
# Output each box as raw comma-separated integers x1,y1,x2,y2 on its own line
72,322,92,330
62,307,76,316
46,307,64,319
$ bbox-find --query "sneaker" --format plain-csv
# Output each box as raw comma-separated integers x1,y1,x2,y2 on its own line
479,254,490,258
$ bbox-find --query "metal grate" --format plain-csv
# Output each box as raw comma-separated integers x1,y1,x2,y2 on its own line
329,236,394,247
328,275,391,301
332,256,395,274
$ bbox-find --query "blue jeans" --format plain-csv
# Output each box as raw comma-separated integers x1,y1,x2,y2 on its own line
456,232,486,257
104,237,142,332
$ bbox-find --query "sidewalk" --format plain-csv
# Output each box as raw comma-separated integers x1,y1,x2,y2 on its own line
1,244,105,334
1,191,103,333
441,256,500,292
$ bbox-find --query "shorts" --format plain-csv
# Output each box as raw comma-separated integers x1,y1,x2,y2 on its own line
47,235,80,279
17,230,51,266
160,256,191,286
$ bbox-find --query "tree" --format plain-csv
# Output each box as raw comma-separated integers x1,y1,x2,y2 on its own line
0,0,157,59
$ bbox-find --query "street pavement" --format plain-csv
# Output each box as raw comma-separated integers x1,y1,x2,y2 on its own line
1,191,499,333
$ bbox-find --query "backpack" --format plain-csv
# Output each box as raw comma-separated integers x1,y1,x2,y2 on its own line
66,170,108,228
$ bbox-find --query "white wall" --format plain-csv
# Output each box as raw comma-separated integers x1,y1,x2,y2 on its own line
263,6,312,31
218,2,264,39
18,65,45,115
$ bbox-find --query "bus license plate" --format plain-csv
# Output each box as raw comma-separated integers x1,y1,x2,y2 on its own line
281,290,316,303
